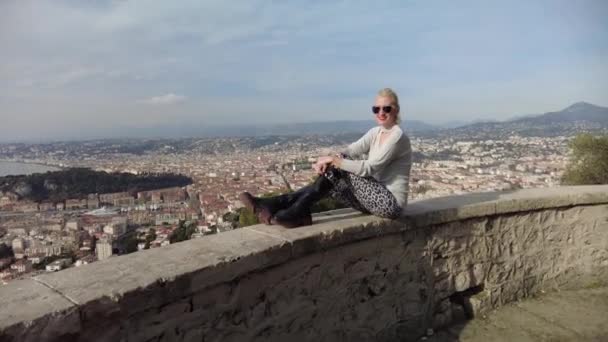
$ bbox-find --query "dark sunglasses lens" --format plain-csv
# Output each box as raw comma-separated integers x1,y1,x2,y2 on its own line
383,106,392,113
372,106,380,114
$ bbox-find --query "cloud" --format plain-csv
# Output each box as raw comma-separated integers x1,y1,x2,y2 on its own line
140,93,187,105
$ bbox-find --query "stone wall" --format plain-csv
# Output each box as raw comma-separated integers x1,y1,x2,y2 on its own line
1,185,607,342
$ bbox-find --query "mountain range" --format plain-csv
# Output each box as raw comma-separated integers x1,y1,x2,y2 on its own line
507,102,608,125
10,102,605,143
117,102,606,139
226,101,608,138
112,119,437,139
440,102,608,138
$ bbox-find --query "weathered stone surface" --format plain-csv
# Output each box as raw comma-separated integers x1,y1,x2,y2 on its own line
33,226,292,308
0,279,79,342
405,185,608,226
0,185,607,341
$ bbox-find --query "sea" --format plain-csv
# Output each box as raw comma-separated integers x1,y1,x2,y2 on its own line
0,161,61,177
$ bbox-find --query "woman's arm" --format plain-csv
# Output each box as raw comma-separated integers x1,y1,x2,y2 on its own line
337,131,408,177
342,128,376,158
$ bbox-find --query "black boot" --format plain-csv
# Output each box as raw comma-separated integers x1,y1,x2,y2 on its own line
270,173,335,228
239,187,308,224
240,192,288,224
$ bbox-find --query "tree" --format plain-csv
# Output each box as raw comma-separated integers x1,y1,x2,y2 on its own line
123,235,139,254
222,211,240,228
238,208,259,227
144,228,157,249
169,221,196,243
0,243,12,258
562,133,608,185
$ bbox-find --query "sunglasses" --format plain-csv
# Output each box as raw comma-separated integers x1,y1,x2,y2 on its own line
372,106,393,114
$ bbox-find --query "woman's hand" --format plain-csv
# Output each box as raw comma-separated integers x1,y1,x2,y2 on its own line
312,162,323,174
313,156,334,174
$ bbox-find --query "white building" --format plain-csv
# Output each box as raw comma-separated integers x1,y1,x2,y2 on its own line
11,238,25,252
10,260,32,273
96,239,113,260
65,219,81,231
46,258,72,272
102,217,128,237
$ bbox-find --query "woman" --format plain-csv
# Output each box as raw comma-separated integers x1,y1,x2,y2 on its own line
240,88,412,228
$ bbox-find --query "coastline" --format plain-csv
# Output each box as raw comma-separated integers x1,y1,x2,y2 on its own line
0,159,66,170
0,160,65,177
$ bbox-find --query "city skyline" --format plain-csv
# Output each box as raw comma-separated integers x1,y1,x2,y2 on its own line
1,0,608,141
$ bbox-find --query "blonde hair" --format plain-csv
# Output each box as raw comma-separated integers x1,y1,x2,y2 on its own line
377,88,401,124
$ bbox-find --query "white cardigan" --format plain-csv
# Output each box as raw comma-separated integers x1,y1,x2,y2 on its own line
340,125,412,208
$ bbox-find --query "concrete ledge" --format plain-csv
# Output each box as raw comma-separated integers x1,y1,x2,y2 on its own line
0,279,76,329
1,185,607,342
403,185,608,226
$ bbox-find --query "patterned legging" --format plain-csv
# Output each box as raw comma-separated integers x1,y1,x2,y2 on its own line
324,167,402,219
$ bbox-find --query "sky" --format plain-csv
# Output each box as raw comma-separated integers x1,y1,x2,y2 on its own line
1,0,607,141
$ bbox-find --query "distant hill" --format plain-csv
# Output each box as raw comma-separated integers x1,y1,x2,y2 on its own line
441,102,608,139
19,102,605,142
251,119,438,136
125,102,606,140
436,120,471,129
113,119,439,139
510,102,608,125
0,168,193,203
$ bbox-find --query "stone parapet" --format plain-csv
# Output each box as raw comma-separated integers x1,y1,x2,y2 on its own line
1,185,607,341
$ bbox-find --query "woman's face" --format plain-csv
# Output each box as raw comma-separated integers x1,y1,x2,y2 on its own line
373,96,398,127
